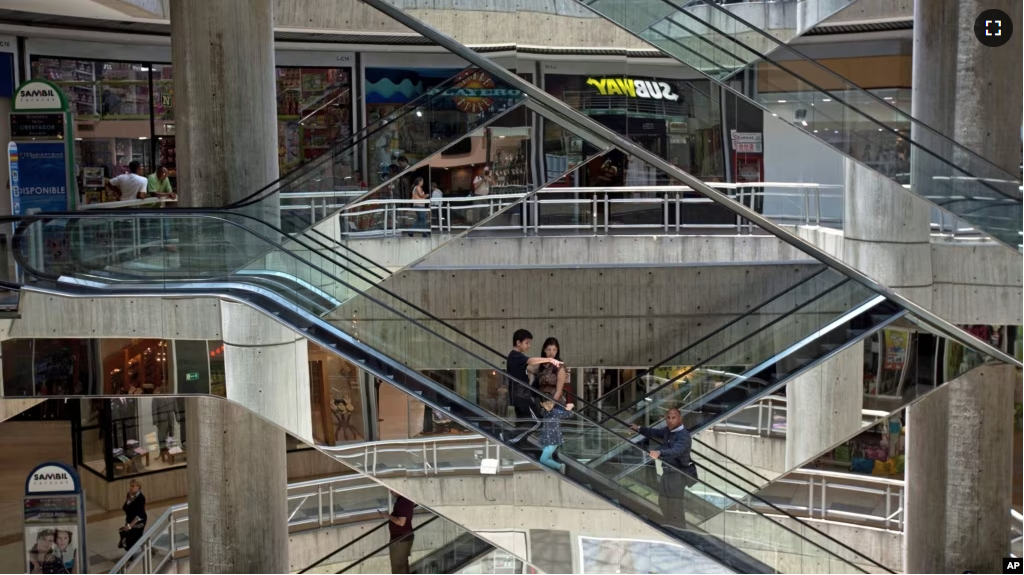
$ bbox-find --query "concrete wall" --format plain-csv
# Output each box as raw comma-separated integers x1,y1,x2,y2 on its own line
332,263,824,367
791,227,1023,325
694,430,787,480
273,0,649,49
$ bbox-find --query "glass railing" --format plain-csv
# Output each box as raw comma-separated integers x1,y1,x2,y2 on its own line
584,0,857,75
10,211,890,574
565,273,901,474
579,0,1023,249
302,514,492,575
587,266,841,421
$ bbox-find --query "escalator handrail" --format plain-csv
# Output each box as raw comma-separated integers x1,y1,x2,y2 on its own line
593,265,832,405
602,275,858,421
676,0,1023,187
223,66,482,209
297,520,392,574
337,516,440,574
646,0,1023,198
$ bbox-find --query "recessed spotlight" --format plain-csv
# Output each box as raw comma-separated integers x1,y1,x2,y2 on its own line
801,121,808,126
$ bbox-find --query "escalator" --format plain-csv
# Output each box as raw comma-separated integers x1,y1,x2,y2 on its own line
579,0,858,77
575,0,1023,249
13,210,1001,573
300,515,495,574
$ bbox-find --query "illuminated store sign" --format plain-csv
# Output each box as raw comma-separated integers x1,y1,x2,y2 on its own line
586,78,680,101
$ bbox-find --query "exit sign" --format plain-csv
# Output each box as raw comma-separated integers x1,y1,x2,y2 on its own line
185,372,200,381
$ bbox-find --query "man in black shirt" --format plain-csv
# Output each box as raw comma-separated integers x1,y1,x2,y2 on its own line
507,329,561,441
380,491,416,573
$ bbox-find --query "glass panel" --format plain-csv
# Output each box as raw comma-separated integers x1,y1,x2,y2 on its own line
581,0,1022,248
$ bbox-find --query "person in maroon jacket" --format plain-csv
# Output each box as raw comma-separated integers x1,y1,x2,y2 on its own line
380,491,416,573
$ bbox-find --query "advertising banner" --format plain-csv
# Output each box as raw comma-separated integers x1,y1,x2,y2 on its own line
9,141,70,214
23,463,88,575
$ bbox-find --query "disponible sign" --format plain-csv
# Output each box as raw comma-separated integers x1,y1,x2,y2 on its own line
730,130,763,153
9,141,71,214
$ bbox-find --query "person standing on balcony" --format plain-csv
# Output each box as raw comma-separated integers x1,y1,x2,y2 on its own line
472,165,494,224
630,408,698,531
106,161,148,201
411,177,429,237
146,166,175,199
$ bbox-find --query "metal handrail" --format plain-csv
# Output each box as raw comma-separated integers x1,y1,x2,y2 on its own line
280,183,987,241
109,473,388,574
707,395,890,438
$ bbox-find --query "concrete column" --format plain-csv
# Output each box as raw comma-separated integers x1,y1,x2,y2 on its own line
221,300,313,443
842,158,933,308
905,364,1016,573
903,1,1021,571
187,397,288,574
904,385,949,574
784,342,864,470
170,0,280,224
950,0,1023,174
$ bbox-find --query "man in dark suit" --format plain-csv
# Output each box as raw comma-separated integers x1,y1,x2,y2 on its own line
630,407,698,531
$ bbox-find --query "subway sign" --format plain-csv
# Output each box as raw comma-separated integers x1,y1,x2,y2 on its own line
586,78,680,101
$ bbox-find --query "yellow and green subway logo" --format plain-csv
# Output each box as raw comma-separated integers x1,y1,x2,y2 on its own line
586,78,680,101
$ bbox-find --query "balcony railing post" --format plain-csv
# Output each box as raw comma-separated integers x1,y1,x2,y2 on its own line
317,483,324,528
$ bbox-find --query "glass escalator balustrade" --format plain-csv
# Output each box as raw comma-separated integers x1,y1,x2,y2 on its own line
578,0,1022,249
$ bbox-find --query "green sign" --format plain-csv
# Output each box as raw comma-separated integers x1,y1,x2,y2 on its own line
185,372,200,381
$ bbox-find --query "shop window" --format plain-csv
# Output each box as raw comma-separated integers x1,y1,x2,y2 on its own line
309,342,366,445
99,338,172,394
31,57,156,204
276,66,354,177
1,339,34,397
174,340,212,395
208,341,226,397
151,64,177,190
1,338,95,401
79,397,188,480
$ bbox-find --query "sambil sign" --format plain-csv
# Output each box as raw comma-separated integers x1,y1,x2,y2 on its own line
13,80,67,111
586,78,680,101
26,465,76,493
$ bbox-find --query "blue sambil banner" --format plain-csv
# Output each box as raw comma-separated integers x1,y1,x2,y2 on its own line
9,141,69,214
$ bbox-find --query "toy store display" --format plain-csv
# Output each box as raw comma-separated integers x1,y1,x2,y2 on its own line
276,67,353,173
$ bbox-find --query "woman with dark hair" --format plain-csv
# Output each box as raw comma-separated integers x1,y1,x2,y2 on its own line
411,177,429,237
532,337,571,404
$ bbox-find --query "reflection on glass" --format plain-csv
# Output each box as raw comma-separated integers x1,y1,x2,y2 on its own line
100,339,172,395
309,342,367,445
